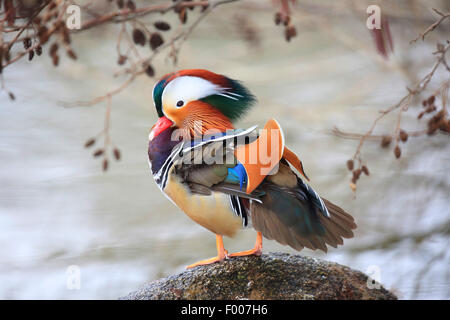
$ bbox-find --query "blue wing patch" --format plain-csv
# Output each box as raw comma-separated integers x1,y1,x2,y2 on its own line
225,163,247,190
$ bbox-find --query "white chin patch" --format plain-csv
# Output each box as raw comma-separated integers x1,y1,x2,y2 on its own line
149,130,155,141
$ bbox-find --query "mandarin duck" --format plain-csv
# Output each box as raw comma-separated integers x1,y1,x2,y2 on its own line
148,69,356,269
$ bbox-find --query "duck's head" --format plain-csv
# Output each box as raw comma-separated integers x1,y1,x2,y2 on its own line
149,69,256,140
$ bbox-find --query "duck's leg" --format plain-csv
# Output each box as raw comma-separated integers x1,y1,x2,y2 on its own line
228,232,263,257
186,234,229,269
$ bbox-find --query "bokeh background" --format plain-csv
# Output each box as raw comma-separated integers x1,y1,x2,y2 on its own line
0,0,449,299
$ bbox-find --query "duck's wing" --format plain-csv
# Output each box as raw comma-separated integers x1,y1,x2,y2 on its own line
167,126,261,227
250,160,357,252
171,125,261,200
172,119,307,198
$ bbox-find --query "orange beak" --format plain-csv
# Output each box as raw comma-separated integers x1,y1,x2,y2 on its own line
149,116,173,140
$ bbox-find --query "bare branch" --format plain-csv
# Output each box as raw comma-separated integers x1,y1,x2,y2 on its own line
336,42,449,191
410,8,450,44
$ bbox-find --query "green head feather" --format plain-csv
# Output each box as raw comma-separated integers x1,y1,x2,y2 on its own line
200,78,256,121
153,73,174,118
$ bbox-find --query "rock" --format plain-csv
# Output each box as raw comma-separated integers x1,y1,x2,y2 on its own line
121,252,396,300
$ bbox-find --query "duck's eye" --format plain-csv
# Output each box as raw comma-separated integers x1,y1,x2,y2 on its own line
176,100,184,107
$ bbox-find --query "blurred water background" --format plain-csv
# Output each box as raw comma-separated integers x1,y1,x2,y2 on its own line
0,0,449,299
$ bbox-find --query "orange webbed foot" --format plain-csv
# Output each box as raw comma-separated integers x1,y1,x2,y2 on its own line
227,247,262,258
185,235,228,269
228,232,263,258
186,252,228,269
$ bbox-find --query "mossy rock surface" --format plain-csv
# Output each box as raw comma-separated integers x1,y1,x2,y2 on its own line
121,252,396,300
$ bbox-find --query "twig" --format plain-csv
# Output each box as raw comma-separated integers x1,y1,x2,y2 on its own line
63,71,141,108
78,1,212,31
337,43,450,162
5,1,50,51
70,0,239,108
1,1,67,70
331,127,427,141
410,8,450,44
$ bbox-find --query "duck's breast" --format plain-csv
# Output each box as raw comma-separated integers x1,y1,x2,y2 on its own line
163,170,243,237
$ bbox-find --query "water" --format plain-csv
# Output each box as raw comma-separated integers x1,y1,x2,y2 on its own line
0,3,449,299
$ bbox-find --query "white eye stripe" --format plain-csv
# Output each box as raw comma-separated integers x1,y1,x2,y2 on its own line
161,76,241,108
162,76,220,108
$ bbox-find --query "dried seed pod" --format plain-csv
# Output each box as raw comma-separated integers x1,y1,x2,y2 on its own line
346,159,354,171
102,159,109,171
394,145,401,159
132,29,146,46
427,119,439,135
427,95,435,105
28,50,34,61
362,165,370,176
284,25,297,42
49,43,58,56
274,12,282,25
23,37,32,49
426,112,442,135
35,45,42,56
149,33,164,50
178,7,187,24
417,111,424,119
117,55,127,65
380,135,392,148
438,118,449,132
113,148,121,161
84,138,96,148
422,100,427,107
399,129,408,142
52,54,59,66
117,0,124,9
38,25,49,44
425,105,436,113
126,0,136,11
62,27,71,44
145,64,155,77
66,49,77,60
427,110,445,136
8,91,16,101
439,119,450,133
443,119,450,133
353,169,362,181
154,21,171,31
434,109,446,121
93,149,104,157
